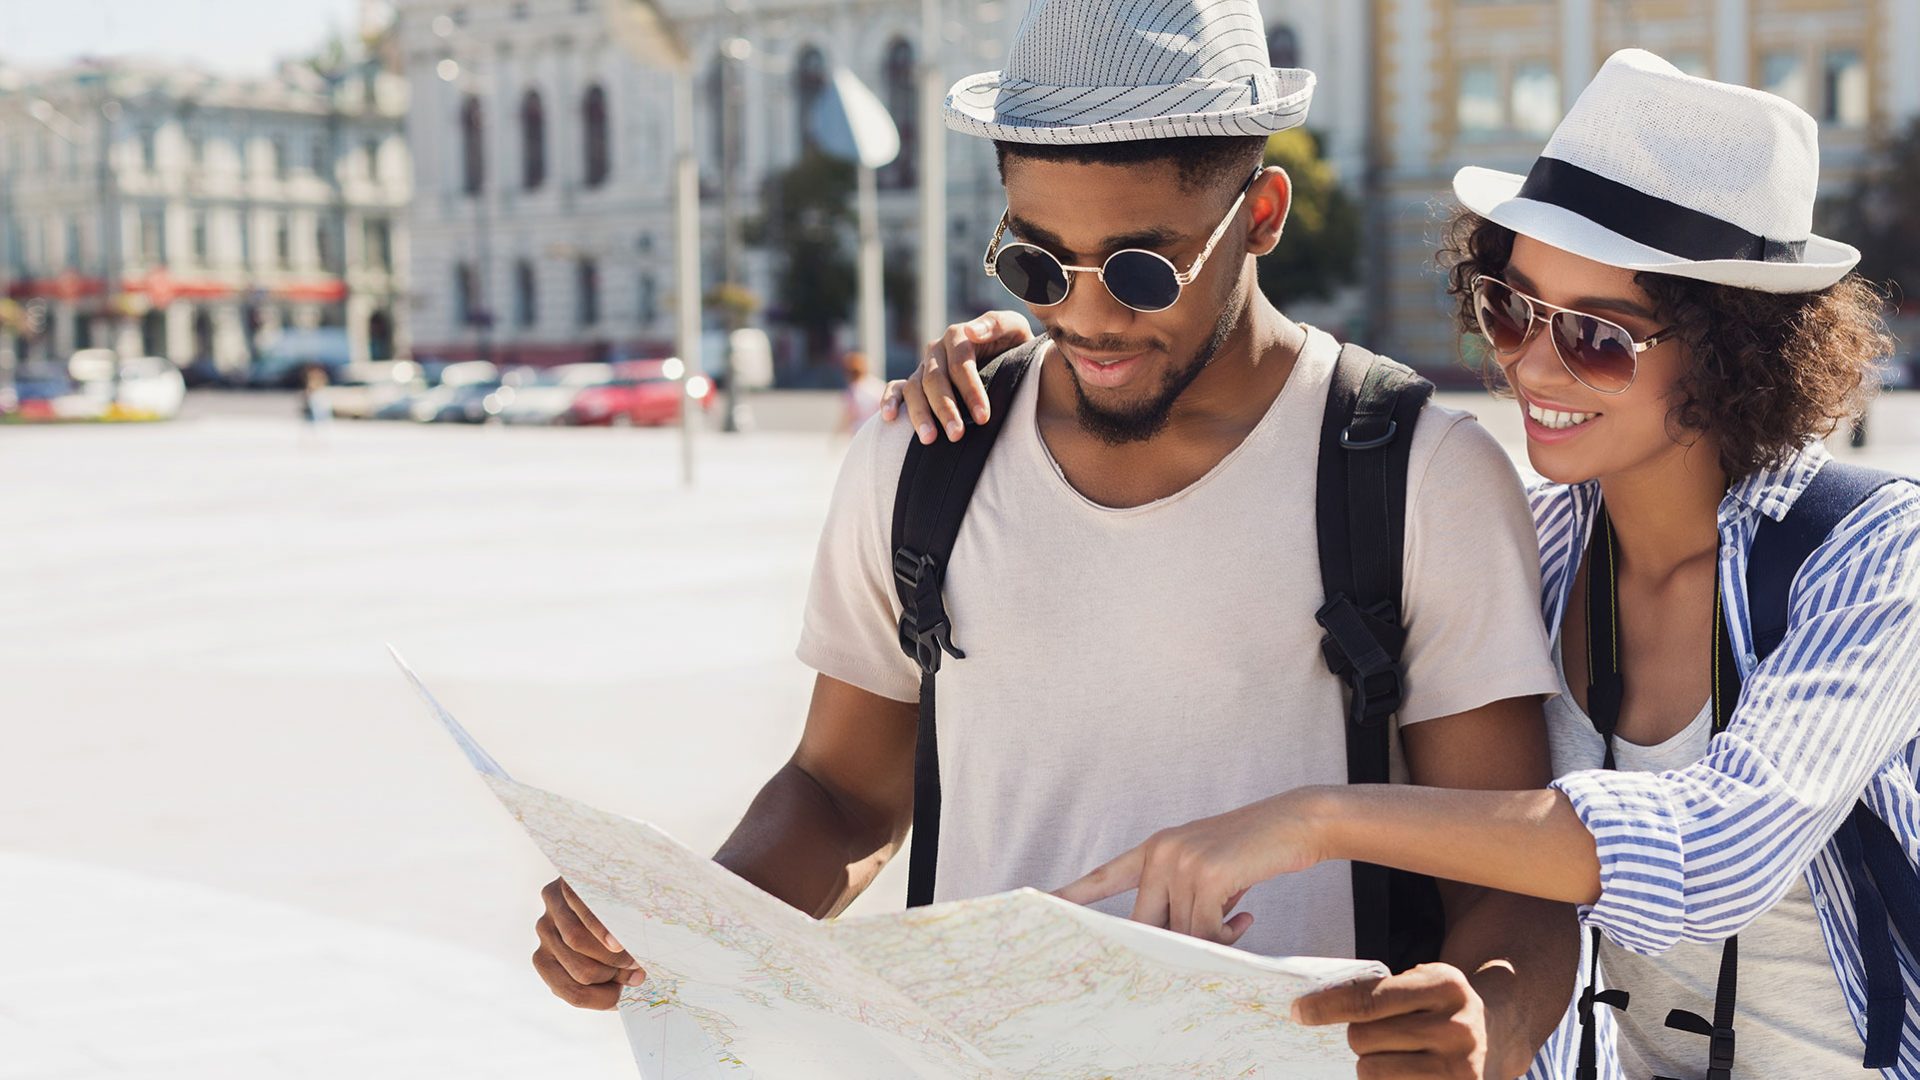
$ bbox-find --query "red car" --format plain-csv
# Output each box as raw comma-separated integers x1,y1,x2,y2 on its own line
563,359,715,426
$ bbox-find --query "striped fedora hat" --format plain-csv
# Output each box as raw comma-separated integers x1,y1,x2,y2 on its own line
944,0,1316,145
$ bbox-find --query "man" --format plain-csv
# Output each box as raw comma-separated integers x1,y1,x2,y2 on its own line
534,2,1576,1075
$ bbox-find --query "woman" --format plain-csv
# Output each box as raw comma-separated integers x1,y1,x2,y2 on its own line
884,51,1920,1079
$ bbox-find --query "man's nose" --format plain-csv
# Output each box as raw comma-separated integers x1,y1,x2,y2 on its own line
1048,267,1138,340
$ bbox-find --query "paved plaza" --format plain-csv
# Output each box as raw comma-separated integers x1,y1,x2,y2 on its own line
6,388,1918,1077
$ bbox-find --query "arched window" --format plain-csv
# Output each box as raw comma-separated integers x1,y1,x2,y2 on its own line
796,46,827,156
513,259,538,327
1267,24,1300,69
520,89,546,190
575,257,599,326
460,94,485,195
879,37,917,189
581,84,610,187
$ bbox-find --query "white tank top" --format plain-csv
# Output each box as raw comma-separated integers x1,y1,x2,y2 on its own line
1546,651,1862,1078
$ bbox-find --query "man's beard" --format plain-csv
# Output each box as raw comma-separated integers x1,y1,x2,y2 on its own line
1056,304,1239,446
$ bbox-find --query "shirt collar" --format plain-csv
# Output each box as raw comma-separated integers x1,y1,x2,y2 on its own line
1722,441,1833,525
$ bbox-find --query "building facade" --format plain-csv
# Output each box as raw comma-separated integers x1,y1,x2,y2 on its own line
400,0,1348,378
0,58,412,373
1366,0,1920,371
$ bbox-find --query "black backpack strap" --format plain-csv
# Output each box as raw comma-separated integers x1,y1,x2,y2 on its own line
891,342,1038,908
1743,459,1905,1071
1314,342,1434,969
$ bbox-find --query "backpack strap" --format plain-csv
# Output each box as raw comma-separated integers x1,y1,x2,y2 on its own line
891,342,1039,908
1314,342,1435,969
1743,459,1906,1070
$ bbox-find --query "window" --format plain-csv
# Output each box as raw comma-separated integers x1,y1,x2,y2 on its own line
275,214,291,268
1457,63,1502,135
461,94,486,195
581,84,610,187
192,211,208,264
1761,50,1809,109
140,208,167,264
796,46,827,155
365,137,382,179
140,127,158,172
1669,52,1710,78
1509,62,1559,137
575,257,599,326
637,272,657,326
272,136,289,179
520,89,546,190
366,217,393,272
455,262,476,325
514,259,537,327
1267,24,1300,69
239,213,253,268
1825,49,1868,127
511,1,528,16
65,218,82,267
316,219,332,271
311,135,331,178
187,131,205,168
879,38,917,189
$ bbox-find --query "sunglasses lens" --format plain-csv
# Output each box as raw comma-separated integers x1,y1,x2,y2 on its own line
1103,251,1182,312
995,244,1070,306
1473,279,1532,353
1551,312,1638,393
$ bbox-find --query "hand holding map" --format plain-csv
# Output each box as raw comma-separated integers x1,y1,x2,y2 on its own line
392,647,1385,1078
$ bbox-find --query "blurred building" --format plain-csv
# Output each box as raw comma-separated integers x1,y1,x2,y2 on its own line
0,57,411,374
1366,0,1920,371
399,0,1348,378
401,0,1918,380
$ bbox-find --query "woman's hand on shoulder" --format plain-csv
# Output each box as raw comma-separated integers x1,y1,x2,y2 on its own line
881,310,1034,444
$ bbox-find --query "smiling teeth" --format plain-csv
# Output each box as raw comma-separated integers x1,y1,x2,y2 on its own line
1527,402,1599,430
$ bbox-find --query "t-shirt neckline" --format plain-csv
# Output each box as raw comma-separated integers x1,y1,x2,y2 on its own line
1022,325,1329,516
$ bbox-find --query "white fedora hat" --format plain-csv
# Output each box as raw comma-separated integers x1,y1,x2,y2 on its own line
1454,49,1860,294
944,0,1315,145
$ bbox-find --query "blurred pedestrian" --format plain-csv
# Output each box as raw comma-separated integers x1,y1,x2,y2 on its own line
299,364,332,432
836,350,884,436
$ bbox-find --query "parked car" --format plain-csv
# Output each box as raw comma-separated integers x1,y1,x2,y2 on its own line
6,364,85,420
1876,354,1916,391
66,351,187,420
565,360,716,426
249,328,352,387
496,363,615,425
411,380,504,423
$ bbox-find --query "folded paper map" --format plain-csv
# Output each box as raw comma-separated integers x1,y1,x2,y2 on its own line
392,647,1386,1078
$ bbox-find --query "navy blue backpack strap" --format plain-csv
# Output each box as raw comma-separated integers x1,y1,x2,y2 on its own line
1745,459,1905,1070
891,341,1039,908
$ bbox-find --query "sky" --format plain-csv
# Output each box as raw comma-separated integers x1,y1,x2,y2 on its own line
0,0,367,76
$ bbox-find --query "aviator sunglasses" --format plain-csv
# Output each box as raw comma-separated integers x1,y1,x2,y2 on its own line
1471,275,1675,395
983,169,1263,314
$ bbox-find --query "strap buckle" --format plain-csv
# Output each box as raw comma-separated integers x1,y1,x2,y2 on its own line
1340,418,1399,451
1316,594,1404,728
894,547,965,676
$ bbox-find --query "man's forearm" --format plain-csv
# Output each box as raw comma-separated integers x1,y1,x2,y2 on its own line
713,761,907,920
1441,885,1579,1079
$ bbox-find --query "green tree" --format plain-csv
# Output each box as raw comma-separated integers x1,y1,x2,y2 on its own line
1257,128,1361,305
752,150,859,366
1835,118,1920,308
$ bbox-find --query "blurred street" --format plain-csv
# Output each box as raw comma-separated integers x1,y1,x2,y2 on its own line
6,388,1919,1077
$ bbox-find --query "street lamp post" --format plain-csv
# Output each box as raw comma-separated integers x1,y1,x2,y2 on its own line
607,0,704,488
917,0,947,352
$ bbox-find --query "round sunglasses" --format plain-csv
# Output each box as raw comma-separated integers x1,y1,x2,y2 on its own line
982,170,1261,314
1470,275,1675,395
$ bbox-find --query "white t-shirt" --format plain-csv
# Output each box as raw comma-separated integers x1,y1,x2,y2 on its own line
1547,655,1863,1078
798,327,1560,959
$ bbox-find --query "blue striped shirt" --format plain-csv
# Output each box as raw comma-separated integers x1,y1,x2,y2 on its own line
1523,443,1920,1079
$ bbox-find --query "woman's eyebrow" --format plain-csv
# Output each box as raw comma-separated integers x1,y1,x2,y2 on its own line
1505,266,1658,322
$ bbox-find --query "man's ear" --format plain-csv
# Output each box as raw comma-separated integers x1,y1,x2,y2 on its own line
1247,166,1293,257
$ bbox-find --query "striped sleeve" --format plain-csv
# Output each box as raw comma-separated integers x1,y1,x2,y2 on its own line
1552,485,1920,955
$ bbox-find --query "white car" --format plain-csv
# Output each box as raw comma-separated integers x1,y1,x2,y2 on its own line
66,351,187,420
495,363,614,425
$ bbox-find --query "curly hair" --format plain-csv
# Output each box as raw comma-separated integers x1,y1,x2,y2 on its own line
1437,209,1892,480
